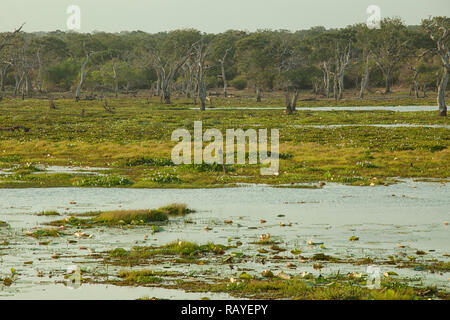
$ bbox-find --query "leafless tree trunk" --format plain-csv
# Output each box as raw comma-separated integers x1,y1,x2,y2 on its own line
183,61,195,98
112,62,119,98
332,72,338,100
75,52,93,102
437,67,448,116
0,62,11,92
151,55,191,105
219,48,230,97
409,66,420,99
14,71,23,96
193,41,210,111
423,19,449,116
359,55,370,99
36,48,43,93
256,87,261,102
285,88,299,115
321,62,331,98
336,42,351,100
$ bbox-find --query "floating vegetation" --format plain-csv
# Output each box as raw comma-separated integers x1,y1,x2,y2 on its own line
47,204,195,228
26,228,60,238
105,241,228,266
164,276,446,300
0,221,10,228
95,209,168,225
74,175,134,187
158,203,195,216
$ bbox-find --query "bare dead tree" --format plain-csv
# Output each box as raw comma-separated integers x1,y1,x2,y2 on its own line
321,60,332,98
149,47,193,104
193,40,211,111
335,41,352,100
359,54,370,99
0,24,24,98
423,17,449,116
0,24,24,53
218,48,230,97
75,48,94,102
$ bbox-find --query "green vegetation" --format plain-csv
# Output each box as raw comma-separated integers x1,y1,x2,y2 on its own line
105,241,228,266
158,203,195,216
173,276,445,300
0,221,10,227
95,209,168,225
103,267,448,300
26,228,60,238
0,98,448,189
47,204,194,228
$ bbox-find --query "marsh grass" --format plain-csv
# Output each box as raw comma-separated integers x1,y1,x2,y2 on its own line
158,203,195,216
0,96,448,189
96,209,168,225
106,241,228,266
47,204,194,228
172,276,443,300
74,175,134,187
27,228,60,238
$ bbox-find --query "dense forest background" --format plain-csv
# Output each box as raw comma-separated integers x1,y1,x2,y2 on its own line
0,17,449,113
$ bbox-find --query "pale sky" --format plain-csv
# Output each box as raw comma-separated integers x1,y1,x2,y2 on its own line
1,0,449,33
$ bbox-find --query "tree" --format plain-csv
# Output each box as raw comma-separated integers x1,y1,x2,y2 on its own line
333,29,355,100
236,32,278,102
210,30,245,97
354,24,374,99
370,18,411,93
33,35,69,93
66,34,105,101
305,31,335,98
273,33,305,114
146,29,200,104
192,38,212,111
422,17,450,116
0,24,23,94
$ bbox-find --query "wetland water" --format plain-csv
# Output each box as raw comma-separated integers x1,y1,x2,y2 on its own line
0,181,449,299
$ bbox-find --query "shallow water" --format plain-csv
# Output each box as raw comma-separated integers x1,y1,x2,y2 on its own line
190,106,439,112
0,181,449,299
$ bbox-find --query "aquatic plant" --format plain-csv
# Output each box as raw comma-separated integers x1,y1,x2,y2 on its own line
74,175,133,187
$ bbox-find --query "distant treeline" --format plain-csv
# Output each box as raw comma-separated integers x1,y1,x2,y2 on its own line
0,16,448,114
